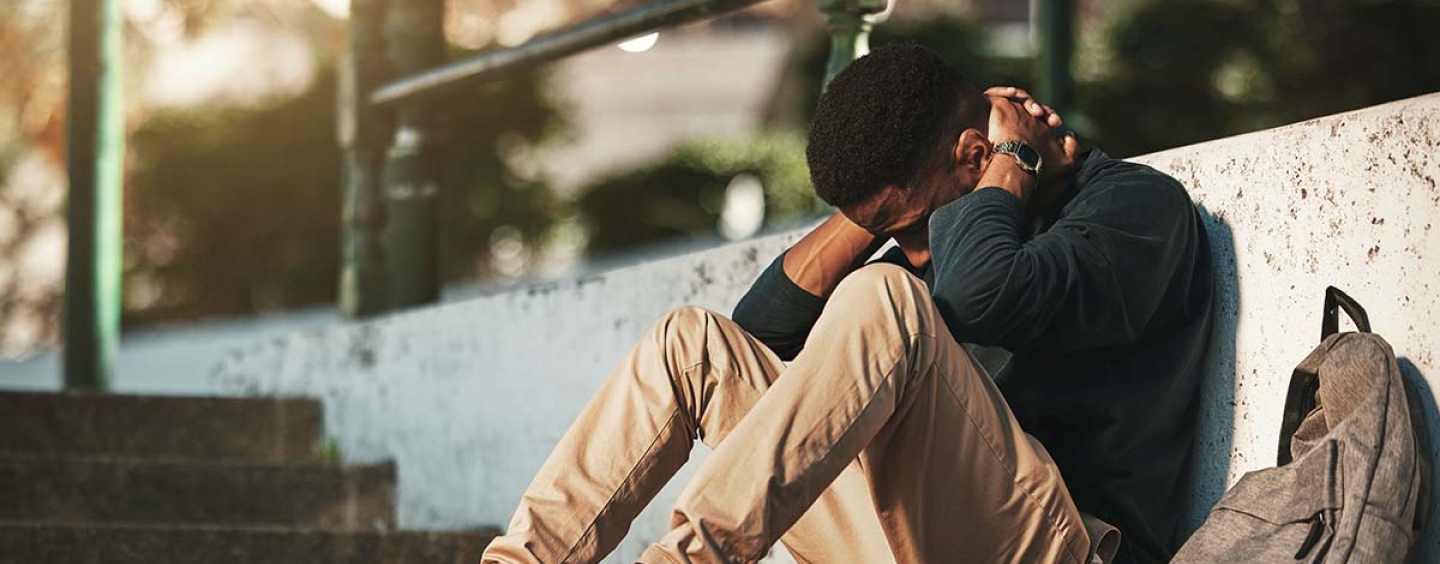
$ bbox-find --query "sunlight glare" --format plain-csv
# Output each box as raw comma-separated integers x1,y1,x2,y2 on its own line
618,32,659,53
311,0,350,18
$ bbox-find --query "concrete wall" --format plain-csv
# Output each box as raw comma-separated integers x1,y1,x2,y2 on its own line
214,93,1440,561
0,307,340,396
214,232,817,562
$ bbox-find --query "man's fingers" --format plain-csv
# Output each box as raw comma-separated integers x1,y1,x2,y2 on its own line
987,85,1038,108
988,86,1054,121
1026,99,1046,117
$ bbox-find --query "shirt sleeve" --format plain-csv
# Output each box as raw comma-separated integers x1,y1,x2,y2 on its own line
926,168,1197,353
731,252,827,361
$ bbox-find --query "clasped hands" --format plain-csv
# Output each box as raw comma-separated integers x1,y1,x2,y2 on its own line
983,86,1081,185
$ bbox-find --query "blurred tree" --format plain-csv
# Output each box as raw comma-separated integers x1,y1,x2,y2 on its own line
436,62,568,281
125,73,344,325
0,0,72,354
767,18,1034,128
1074,0,1266,157
125,62,565,325
577,17,1030,256
6,0,1439,348
1076,0,1440,157
1,0,577,350
0,0,340,352
768,0,1440,159
577,132,819,255
586,0,1440,258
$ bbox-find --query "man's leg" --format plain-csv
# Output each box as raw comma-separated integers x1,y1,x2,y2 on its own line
481,306,895,564
641,263,1092,564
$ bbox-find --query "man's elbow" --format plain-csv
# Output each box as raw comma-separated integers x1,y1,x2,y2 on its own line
729,298,760,335
730,303,804,361
932,282,1013,346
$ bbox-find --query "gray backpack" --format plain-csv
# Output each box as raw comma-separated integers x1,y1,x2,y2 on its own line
1172,287,1430,563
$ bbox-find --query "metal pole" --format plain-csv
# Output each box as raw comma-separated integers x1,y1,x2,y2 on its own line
339,0,393,317
370,0,771,107
64,0,123,391
381,0,446,309
816,0,889,87
1033,0,1074,115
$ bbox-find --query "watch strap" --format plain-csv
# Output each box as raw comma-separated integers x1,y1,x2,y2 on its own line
994,140,1043,177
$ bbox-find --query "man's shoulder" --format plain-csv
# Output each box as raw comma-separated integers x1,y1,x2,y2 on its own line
1073,150,1193,217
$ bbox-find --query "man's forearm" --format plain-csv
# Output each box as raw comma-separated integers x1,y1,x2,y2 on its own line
975,154,1038,205
782,212,885,297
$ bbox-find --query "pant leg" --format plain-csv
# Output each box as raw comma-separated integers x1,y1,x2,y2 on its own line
640,263,1092,564
481,306,894,564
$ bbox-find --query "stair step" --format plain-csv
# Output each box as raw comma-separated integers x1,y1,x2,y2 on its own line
0,456,394,529
0,391,322,461
0,523,498,564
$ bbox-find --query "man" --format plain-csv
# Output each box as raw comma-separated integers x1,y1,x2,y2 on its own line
482,44,1213,564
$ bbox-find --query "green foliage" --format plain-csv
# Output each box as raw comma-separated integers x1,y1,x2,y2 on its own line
580,19,1036,256
576,132,820,255
771,1,1440,159
120,0,1440,326
315,436,341,463
584,18,1036,256
434,61,569,280
1078,0,1440,156
127,74,344,325
769,18,1036,129
126,61,565,325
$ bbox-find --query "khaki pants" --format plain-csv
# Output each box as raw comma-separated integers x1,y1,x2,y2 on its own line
482,263,1112,564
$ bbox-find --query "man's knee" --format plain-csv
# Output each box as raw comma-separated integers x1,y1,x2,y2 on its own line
820,263,942,341
831,263,929,306
645,305,725,358
654,305,721,335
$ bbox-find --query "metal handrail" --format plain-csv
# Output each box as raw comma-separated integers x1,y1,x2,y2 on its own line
370,0,773,106
344,0,891,318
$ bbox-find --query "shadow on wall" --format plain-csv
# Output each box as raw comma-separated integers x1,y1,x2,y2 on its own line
1399,358,1439,560
1174,205,1240,542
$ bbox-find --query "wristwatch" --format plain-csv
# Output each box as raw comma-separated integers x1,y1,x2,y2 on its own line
993,140,1043,178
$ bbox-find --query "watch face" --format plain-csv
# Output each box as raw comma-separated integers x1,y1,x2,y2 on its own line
1016,144,1041,169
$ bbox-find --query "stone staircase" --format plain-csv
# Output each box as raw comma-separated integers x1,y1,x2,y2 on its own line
0,391,497,564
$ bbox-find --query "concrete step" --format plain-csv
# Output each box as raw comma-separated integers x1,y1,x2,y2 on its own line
0,391,322,461
0,522,498,564
0,456,394,529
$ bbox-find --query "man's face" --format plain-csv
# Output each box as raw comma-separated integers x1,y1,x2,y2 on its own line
839,164,976,266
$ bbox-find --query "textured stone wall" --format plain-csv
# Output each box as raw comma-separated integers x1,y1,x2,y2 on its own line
213,231,818,562
215,93,1440,561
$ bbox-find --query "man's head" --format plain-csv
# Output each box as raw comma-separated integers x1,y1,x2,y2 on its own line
806,44,991,250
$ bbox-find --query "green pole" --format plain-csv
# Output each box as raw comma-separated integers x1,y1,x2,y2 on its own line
1034,0,1075,115
340,0,393,318
381,0,446,309
64,0,124,391
816,0,889,87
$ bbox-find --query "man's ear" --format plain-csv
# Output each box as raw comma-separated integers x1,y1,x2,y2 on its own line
954,128,991,175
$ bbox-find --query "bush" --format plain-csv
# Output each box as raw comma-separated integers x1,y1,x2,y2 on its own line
126,61,566,325
1075,0,1440,156
768,18,1034,130
576,131,821,255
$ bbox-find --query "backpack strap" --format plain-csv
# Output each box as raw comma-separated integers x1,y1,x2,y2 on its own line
1322,286,1371,338
1278,287,1371,465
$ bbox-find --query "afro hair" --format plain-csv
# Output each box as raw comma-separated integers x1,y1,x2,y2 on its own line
805,44,987,208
